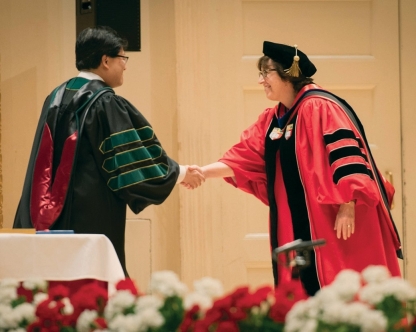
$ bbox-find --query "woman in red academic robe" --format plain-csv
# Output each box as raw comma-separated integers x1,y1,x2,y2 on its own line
191,41,402,296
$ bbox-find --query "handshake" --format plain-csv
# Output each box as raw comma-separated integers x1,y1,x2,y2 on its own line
178,162,234,189
180,165,205,189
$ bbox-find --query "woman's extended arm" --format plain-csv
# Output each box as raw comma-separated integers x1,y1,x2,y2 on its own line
180,162,235,189
201,162,235,179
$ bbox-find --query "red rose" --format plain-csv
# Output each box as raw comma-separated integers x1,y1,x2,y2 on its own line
212,295,233,310
179,304,201,332
17,284,35,303
27,321,60,332
193,319,210,332
216,320,239,332
35,299,65,320
201,305,223,326
235,286,273,309
227,306,247,321
229,287,250,301
269,280,308,323
48,284,70,301
115,278,141,296
31,298,75,330
71,281,108,315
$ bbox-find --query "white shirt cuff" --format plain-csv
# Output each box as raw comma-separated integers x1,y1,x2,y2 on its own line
176,165,187,184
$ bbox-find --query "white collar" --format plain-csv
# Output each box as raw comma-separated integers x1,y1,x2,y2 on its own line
77,71,104,81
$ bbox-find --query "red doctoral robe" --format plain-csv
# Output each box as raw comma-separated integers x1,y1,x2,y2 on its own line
219,84,401,295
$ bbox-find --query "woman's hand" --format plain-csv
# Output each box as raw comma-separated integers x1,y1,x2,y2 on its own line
334,201,355,240
180,165,205,189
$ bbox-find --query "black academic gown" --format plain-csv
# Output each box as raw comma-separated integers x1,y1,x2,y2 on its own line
14,78,180,275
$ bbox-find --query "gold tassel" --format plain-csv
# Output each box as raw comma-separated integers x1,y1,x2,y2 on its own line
286,44,301,77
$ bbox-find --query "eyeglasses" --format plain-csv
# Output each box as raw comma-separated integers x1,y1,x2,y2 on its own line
259,68,277,79
114,55,129,64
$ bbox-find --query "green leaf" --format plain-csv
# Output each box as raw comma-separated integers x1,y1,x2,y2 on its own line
157,295,185,332
122,304,137,315
11,296,26,308
237,312,284,332
317,321,361,332
59,327,76,332
375,295,406,331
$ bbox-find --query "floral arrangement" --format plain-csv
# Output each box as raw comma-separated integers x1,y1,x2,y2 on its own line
285,266,416,332
0,266,415,332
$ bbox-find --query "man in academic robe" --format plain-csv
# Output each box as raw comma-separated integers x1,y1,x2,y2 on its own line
14,26,204,275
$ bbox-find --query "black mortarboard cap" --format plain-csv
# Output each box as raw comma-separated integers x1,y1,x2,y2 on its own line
262,41,317,77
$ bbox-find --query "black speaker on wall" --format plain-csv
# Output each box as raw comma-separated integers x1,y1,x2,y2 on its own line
76,0,141,51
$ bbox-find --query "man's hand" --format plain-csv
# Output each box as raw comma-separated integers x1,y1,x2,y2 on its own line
334,201,355,240
180,165,205,189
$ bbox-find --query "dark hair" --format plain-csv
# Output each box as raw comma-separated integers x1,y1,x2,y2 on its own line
75,26,128,70
257,55,314,94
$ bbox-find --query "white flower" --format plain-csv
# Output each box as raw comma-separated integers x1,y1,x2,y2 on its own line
0,279,19,289
266,292,276,306
138,307,164,329
359,276,416,305
328,302,387,332
184,292,212,311
0,302,35,330
22,278,48,292
313,287,341,306
359,283,385,305
105,290,137,321
149,271,187,297
319,300,348,324
248,300,270,316
0,286,17,304
182,277,223,312
12,302,36,324
284,299,319,332
33,292,48,305
302,319,318,332
113,290,137,307
193,277,223,298
259,300,270,315
286,291,388,332
251,306,260,316
309,271,361,306
341,302,373,324
106,294,164,332
61,297,74,315
107,314,143,332
284,266,402,332
76,309,98,332
135,295,163,312
0,305,14,329
361,265,391,284
296,297,320,319
48,300,58,309
330,269,362,301
382,277,416,301
359,309,387,332
284,312,317,332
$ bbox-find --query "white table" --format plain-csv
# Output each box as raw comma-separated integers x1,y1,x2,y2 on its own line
0,233,125,294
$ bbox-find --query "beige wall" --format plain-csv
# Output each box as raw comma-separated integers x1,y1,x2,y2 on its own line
400,0,416,281
0,0,415,289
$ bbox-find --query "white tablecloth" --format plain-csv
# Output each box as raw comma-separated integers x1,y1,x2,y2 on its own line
0,233,125,294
